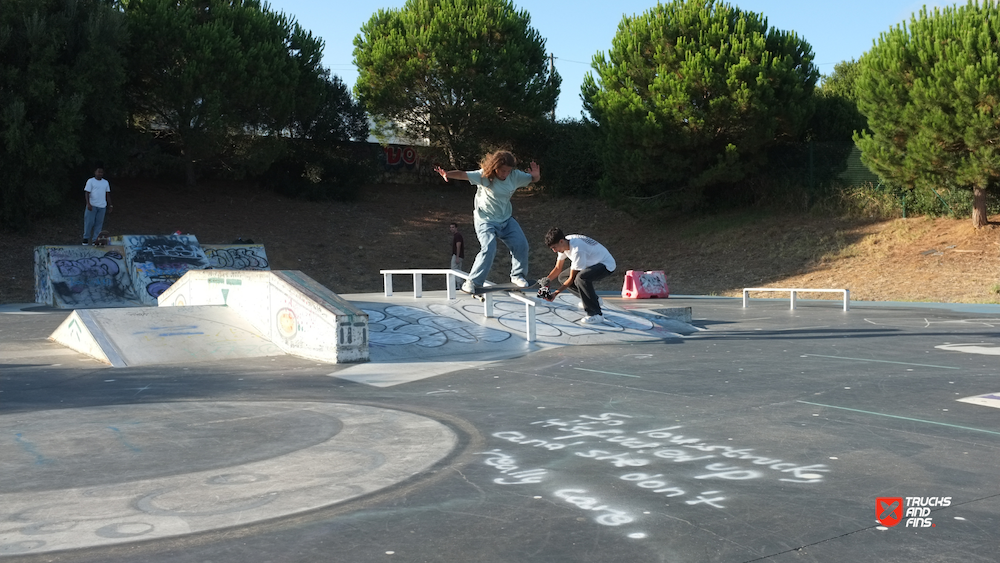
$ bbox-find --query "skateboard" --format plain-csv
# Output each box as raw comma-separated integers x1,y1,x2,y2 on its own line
92,231,111,247
470,282,541,301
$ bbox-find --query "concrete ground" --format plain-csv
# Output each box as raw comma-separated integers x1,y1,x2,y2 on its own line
1,294,999,562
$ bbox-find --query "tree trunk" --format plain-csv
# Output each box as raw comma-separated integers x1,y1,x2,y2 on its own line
184,157,198,188
972,186,988,228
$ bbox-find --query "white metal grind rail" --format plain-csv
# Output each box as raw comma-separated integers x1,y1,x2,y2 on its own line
742,287,850,311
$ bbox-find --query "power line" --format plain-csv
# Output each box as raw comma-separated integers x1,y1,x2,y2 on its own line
554,56,592,65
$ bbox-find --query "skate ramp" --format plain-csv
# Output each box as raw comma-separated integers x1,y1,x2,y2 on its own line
48,269,369,367
159,269,369,364
49,305,283,367
329,291,695,387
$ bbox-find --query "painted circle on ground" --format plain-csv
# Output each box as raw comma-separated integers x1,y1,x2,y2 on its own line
0,402,456,555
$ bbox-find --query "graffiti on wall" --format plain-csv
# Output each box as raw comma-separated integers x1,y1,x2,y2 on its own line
34,246,141,308
379,144,435,183
34,248,52,305
35,237,274,308
382,145,419,169
203,245,270,270
123,235,210,304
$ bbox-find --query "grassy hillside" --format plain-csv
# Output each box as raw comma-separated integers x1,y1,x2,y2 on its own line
4,180,998,305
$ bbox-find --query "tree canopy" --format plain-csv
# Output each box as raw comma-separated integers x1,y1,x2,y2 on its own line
808,60,868,143
0,0,128,230
123,0,328,184
582,0,818,202
855,1,1000,227
353,0,560,167
288,73,369,145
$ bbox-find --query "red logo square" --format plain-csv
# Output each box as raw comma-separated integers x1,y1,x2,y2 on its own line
876,497,904,527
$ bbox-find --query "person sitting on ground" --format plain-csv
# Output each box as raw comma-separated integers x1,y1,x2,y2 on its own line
434,150,539,293
541,227,616,324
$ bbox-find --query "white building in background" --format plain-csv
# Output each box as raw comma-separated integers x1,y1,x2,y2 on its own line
365,116,430,147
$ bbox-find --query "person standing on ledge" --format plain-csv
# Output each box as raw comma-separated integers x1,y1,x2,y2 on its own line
82,165,112,245
434,150,539,293
541,227,616,324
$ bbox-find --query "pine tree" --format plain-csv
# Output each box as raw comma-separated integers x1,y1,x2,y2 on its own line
0,0,128,230
809,60,868,143
353,0,560,167
123,0,327,185
855,1,1000,228
582,0,817,202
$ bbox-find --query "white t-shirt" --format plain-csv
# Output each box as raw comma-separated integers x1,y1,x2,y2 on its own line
558,234,616,272
85,178,111,208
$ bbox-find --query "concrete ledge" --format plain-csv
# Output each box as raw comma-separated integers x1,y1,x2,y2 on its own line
33,245,143,308
649,307,693,324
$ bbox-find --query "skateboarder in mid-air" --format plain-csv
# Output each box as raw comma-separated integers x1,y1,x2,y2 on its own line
540,227,617,325
434,150,539,294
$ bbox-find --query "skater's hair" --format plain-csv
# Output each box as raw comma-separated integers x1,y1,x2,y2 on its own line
480,150,516,181
449,222,458,229
544,227,566,247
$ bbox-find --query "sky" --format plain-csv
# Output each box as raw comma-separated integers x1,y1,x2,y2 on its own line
263,0,953,120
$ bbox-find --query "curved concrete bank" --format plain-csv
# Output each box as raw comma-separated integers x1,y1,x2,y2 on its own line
0,402,456,555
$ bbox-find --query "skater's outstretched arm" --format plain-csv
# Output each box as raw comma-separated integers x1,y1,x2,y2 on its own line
434,166,469,183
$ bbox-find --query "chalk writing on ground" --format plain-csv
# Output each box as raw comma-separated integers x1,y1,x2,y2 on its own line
478,412,830,536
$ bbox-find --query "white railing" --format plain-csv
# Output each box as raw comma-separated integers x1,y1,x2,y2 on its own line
379,268,538,341
381,268,467,299
743,287,850,311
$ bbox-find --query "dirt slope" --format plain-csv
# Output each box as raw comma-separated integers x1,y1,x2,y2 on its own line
3,179,998,304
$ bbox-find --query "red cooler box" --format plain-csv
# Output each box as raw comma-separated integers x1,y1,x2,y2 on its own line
622,270,669,299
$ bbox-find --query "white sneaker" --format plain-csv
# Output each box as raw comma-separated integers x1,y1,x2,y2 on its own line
510,275,530,288
461,280,476,294
579,314,605,325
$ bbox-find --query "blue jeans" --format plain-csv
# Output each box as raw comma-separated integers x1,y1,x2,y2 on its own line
468,217,529,287
83,206,107,241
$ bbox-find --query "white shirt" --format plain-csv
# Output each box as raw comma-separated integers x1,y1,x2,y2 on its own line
558,234,616,272
85,178,111,208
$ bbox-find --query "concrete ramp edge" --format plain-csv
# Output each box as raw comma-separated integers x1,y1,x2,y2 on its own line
49,310,123,367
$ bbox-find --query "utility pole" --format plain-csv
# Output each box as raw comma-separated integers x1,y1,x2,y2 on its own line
550,53,556,121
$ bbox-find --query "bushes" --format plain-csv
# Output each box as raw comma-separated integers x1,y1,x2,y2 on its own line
260,141,376,201
834,183,1000,219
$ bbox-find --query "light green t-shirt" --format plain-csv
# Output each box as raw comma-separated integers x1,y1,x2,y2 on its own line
466,169,532,223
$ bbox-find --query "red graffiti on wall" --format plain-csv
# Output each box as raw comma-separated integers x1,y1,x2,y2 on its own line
384,146,419,167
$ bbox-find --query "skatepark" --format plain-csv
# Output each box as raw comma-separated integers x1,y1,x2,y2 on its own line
2,254,999,562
